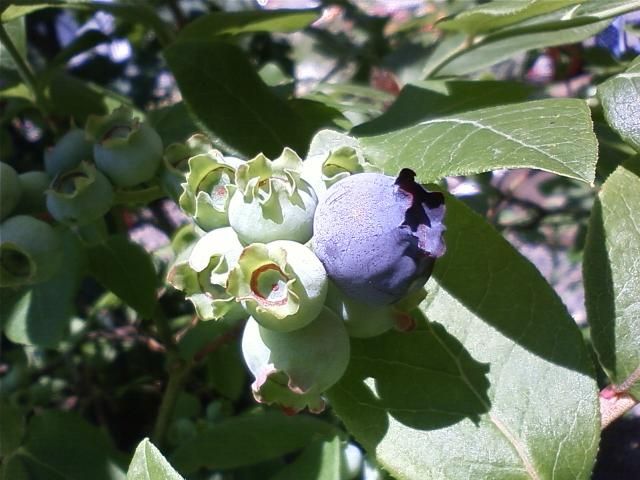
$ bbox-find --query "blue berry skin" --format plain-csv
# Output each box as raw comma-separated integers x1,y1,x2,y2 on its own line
312,169,445,305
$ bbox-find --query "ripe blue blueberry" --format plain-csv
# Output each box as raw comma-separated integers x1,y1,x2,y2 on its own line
312,169,446,305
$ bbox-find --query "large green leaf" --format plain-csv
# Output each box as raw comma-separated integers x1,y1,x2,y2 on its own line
164,40,315,158
0,17,25,73
87,235,158,319
0,401,25,457
437,0,580,35
177,9,318,40
598,57,640,153
127,438,183,480
2,230,84,347
170,411,341,474
328,196,599,480
360,98,597,183
584,163,640,398
353,80,534,136
13,410,126,480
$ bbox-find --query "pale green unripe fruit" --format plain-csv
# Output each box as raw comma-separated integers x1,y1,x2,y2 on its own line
227,148,317,244
241,308,350,413
0,215,62,287
87,106,163,187
44,128,92,177
183,227,247,322
227,240,328,332
0,162,22,220
46,162,114,226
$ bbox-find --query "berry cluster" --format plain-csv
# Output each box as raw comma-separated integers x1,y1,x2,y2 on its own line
1,106,163,288
168,129,447,413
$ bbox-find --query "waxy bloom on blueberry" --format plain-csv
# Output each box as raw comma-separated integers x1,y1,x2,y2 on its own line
228,148,317,244
179,148,243,232
167,227,246,322
0,215,62,287
241,308,350,413
313,169,445,305
227,240,328,332
86,106,163,187
46,162,114,226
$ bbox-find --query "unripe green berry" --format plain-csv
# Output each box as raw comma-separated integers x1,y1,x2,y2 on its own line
0,215,63,287
87,106,163,187
228,148,317,244
0,162,22,220
227,240,328,332
44,128,92,177
16,171,50,215
46,162,114,226
241,307,350,413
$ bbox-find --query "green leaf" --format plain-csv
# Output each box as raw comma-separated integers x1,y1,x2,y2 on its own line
205,342,247,401
437,0,581,35
47,71,108,122
584,163,640,398
0,17,25,73
360,98,597,184
0,401,25,457
270,436,342,480
127,438,183,480
177,9,319,40
16,410,126,480
2,230,84,347
170,411,341,473
353,80,534,136
87,235,158,318
164,40,315,158
328,195,599,479
598,57,640,153
147,102,198,146
427,0,640,78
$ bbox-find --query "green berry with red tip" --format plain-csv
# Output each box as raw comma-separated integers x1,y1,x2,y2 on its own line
227,240,328,332
241,307,350,413
179,148,243,231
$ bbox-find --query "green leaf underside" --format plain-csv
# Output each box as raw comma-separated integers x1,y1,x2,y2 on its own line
360,98,597,184
598,57,640,153
2,230,83,347
353,80,534,136
87,235,158,318
14,411,126,480
127,438,183,480
584,163,640,398
327,196,599,480
177,9,318,40
437,0,581,35
170,411,341,473
164,40,315,158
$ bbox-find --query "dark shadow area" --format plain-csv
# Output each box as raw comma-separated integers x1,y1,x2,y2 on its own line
327,313,490,450
593,415,640,479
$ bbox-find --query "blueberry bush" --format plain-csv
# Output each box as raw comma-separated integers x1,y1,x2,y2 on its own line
1,1,639,479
